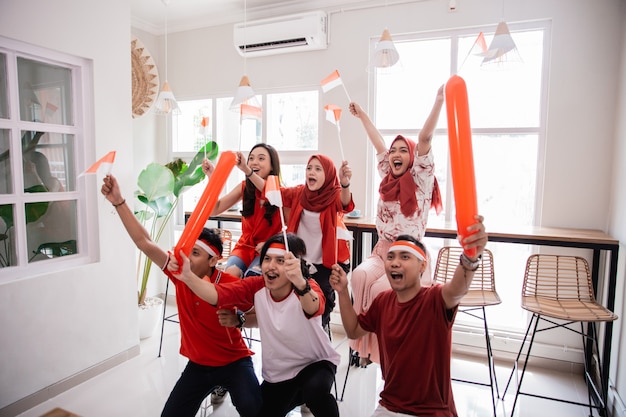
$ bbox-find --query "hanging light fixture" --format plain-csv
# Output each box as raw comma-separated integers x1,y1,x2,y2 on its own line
369,28,401,72
230,0,260,111
368,0,401,74
480,21,522,68
154,0,180,115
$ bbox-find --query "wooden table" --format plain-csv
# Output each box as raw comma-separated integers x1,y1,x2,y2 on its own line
204,211,619,405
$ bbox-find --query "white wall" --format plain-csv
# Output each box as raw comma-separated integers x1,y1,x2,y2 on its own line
0,0,139,413
608,3,626,416
0,0,624,415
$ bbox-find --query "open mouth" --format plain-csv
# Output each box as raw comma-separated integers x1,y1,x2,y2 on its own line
390,271,403,280
264,271,278,281
392,160,403,169
307,177,317,186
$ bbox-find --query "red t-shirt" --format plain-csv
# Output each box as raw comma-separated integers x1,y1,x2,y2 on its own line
231,183,282,265
167,268,253,366
359,285,458,417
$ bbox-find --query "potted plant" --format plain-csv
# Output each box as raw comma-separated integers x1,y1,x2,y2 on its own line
134,142,218,337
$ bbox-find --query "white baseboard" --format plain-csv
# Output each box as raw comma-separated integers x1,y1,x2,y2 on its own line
0,345,140,417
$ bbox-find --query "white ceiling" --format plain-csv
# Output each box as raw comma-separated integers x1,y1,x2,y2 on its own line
131,0,382,35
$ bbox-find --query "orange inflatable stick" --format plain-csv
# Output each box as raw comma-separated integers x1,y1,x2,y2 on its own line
173,151,237,270
445,75,478,258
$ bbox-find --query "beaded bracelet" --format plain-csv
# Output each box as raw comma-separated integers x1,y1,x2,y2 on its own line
112,199,126,208
341,182,350,189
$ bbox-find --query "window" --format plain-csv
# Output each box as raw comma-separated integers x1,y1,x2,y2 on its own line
0,36,95,279
172,88,320,226
371,21,550,333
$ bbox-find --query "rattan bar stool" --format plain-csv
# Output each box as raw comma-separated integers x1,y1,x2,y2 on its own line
434,246,501,417
502,254,618,417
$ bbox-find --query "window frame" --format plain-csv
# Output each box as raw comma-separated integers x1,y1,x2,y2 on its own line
367,21,553,338
0,36,97,281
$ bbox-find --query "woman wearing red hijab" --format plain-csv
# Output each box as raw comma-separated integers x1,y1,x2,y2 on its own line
281,154,355,328
347,86,444,367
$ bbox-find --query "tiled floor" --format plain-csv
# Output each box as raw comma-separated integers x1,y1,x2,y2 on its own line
17,316,596,417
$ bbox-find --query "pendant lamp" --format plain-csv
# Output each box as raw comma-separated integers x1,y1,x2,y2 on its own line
154,0,180,115
369,28,401,73
481,21,522,68
230,0,260,111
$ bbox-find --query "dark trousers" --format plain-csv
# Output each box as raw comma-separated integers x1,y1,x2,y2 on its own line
259,360,338,417
161,356,261,417
313,262,350,328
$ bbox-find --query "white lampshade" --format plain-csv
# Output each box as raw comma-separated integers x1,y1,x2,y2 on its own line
368,29,401,73
154,81,180,115
481,21,522,69
229,75,260,111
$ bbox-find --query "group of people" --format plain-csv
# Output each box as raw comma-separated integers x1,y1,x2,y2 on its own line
100,87,489,417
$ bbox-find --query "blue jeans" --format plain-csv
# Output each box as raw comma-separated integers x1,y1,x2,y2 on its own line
161,356,261,417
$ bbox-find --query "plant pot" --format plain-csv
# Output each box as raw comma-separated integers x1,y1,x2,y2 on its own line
138,296,164,340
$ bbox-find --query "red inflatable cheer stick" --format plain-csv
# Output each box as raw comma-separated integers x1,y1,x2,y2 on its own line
173,151,237,270
445,75,478,258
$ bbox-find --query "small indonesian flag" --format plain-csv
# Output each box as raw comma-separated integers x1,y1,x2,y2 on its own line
324,104,342,125
321,69,343,93
198,116,210,136
240,103,262,121
472,32,488,56
264,175,282,207
336,213,353,241
83,151,116,174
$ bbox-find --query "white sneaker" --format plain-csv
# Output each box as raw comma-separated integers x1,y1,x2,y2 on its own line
210,386,227,404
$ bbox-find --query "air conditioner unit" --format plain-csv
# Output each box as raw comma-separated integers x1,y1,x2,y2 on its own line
233,11,327,57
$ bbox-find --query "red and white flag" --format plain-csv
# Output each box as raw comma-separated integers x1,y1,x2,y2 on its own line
240,103,262,121
472,32,488,56
264,175,282,207
336,213,353,241
321,70,343,93
324,104,342,126
198,116,210,136
82,151,116,175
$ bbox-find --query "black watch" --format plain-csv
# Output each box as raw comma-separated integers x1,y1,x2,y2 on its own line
235,309,246,329
293,279,311,296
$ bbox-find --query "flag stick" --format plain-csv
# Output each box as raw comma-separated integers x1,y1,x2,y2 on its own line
336,124,345,162
278,206,290,253
341,84,351,103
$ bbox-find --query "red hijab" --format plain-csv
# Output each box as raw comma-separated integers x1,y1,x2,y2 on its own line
379,135,442,217
289,154,343,266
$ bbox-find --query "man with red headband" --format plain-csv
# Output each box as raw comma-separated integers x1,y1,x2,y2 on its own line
172,233,341,417
101,175,261,417
348,86,444,367
330,215,487,417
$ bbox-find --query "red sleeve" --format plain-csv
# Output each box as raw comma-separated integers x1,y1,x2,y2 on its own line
215,276,264,310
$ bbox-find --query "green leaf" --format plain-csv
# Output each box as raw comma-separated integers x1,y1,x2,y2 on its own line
137,163,174,203
0,204,13,231
25,201,49,223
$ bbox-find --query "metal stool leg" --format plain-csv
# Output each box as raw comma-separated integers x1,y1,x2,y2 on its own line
158,278,171,357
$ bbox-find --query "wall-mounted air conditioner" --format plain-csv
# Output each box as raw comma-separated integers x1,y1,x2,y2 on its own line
233,10,327,57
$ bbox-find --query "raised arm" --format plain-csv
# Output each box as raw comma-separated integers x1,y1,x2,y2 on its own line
285,252,321,316
338,160,352,206
101,174,167,268
169,251,219,305
349,102,387,155
330,264,369,339
201,157,243,215
417,85,445,156
441,215,488,309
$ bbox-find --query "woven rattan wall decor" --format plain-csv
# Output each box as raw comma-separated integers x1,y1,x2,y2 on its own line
131,36,160,118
